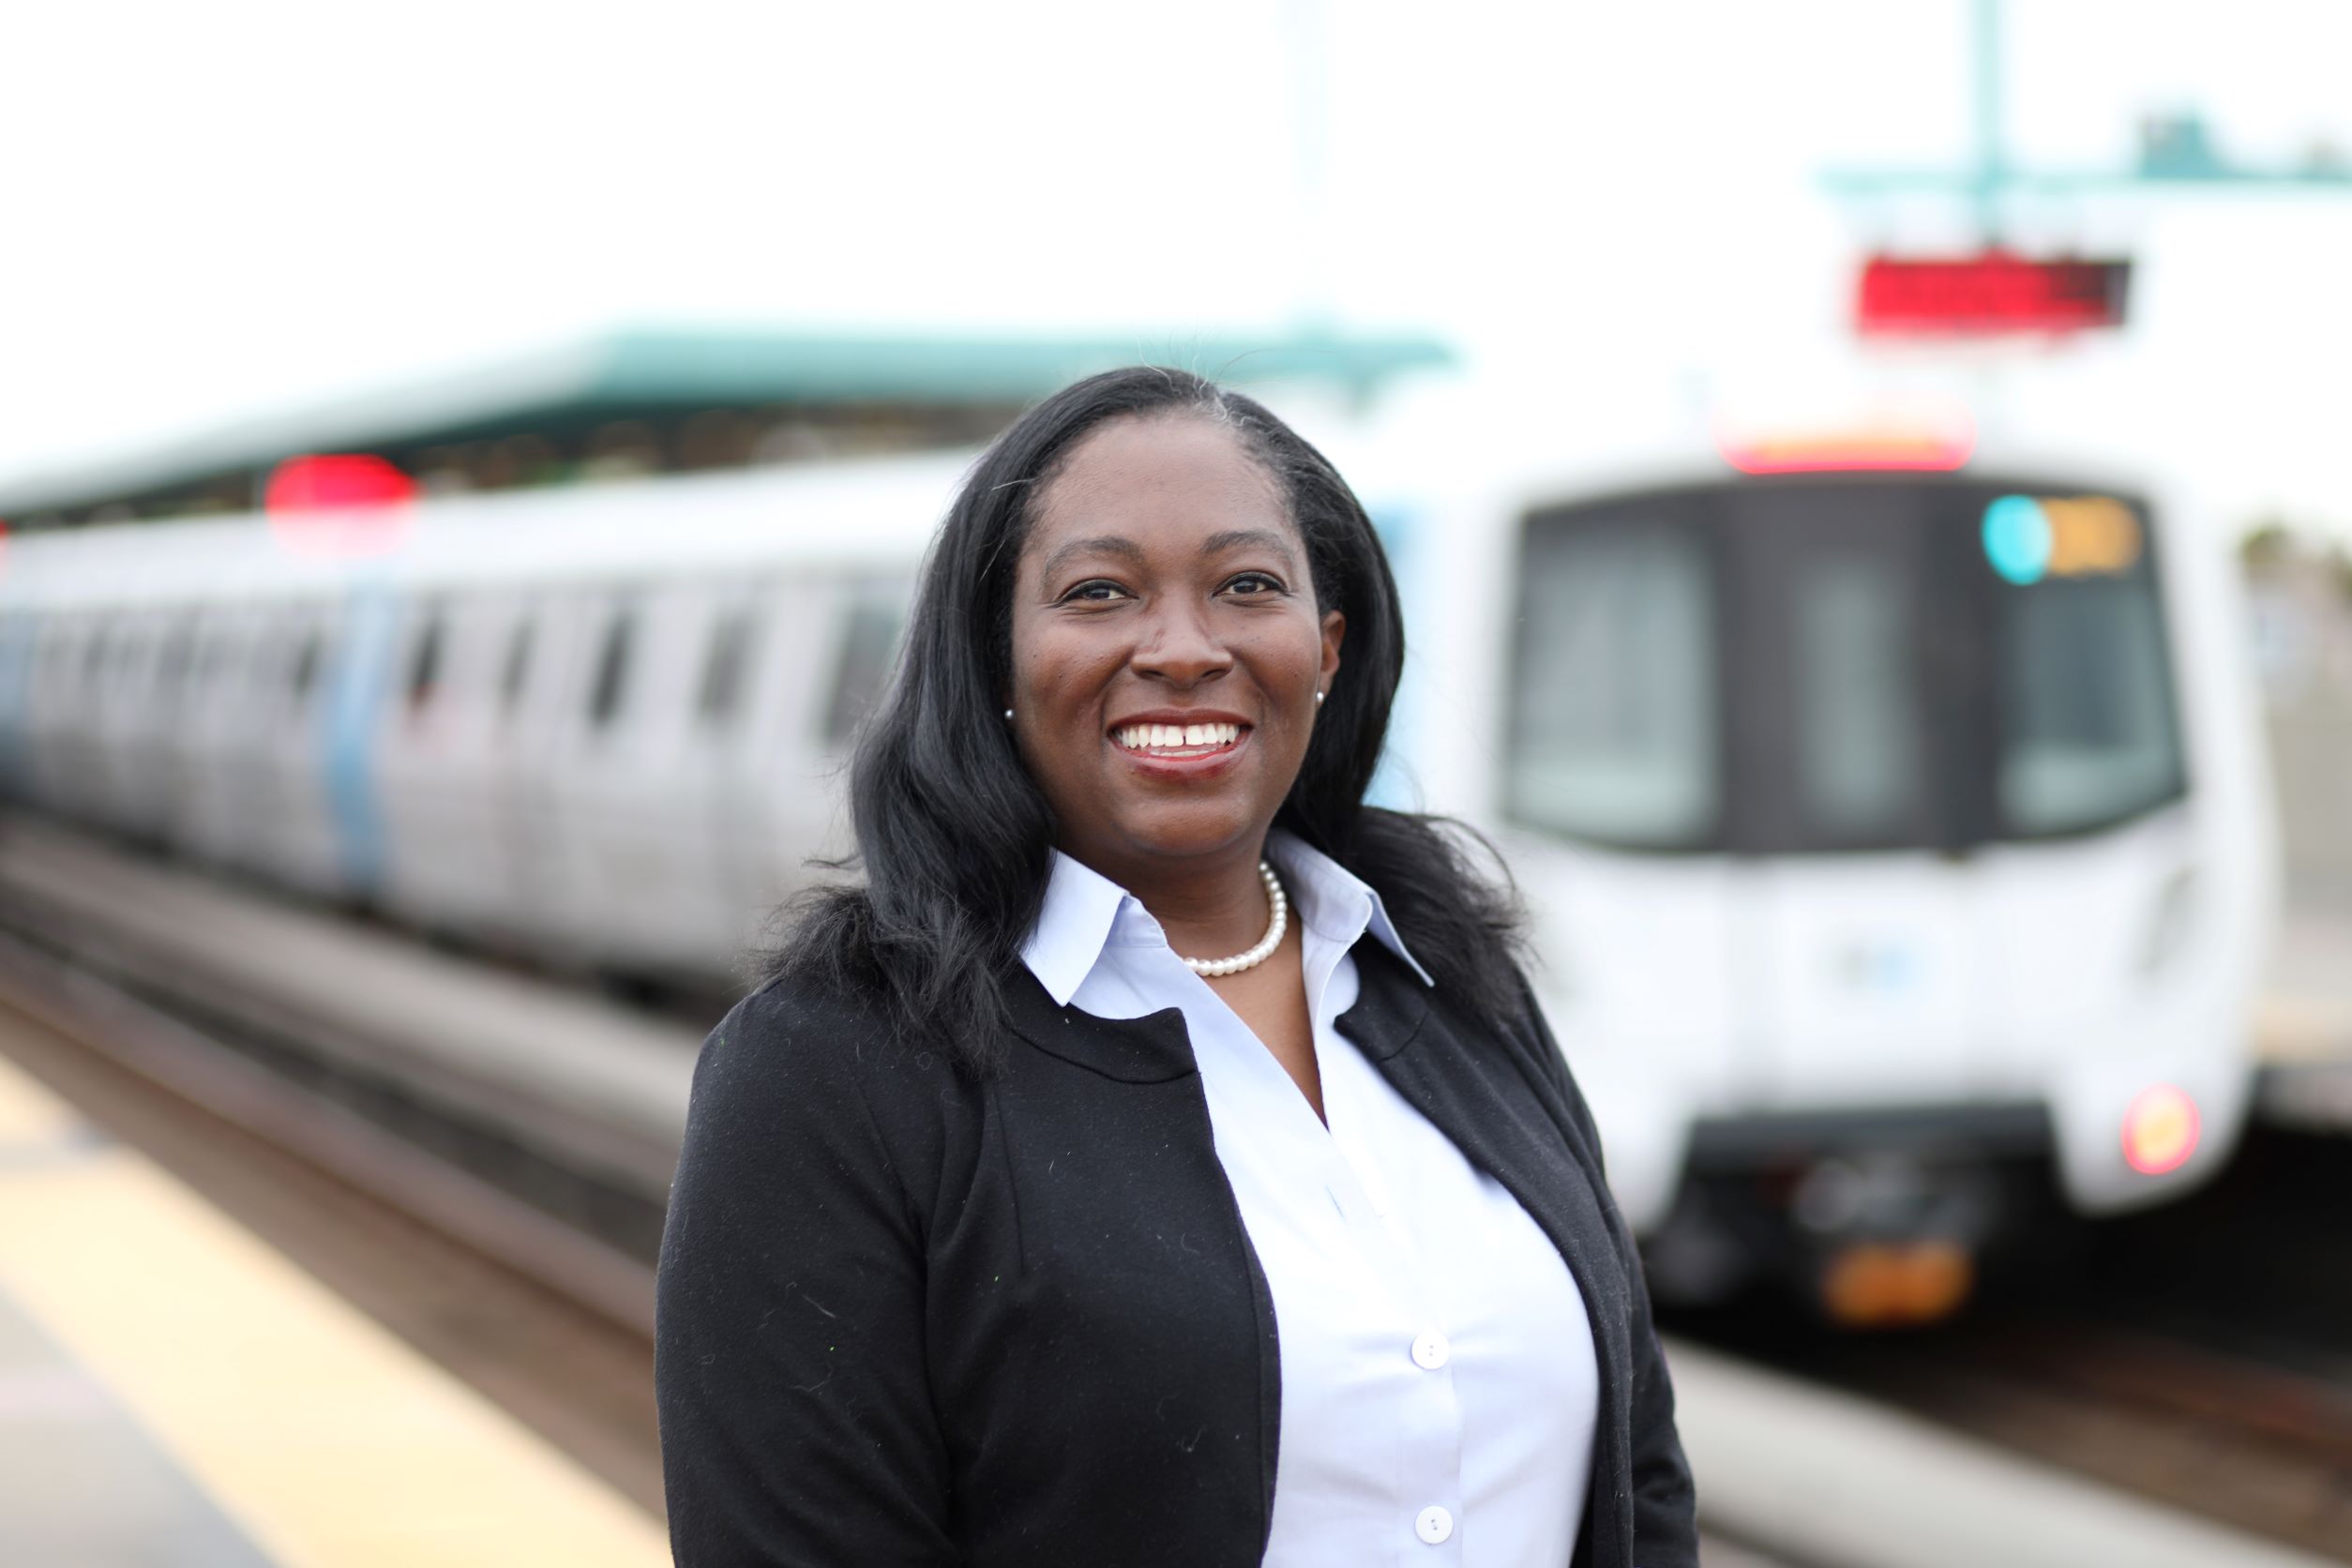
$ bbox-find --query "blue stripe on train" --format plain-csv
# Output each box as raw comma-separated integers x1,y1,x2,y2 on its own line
318,578,400,896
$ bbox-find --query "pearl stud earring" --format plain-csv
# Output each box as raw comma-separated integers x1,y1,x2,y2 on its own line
1315,691,1324,705
1003,708,1014,720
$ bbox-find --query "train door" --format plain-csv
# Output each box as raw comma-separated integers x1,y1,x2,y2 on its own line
1726,481,1992,1109
682,581,773,966
477,593,561,952
572,578,714,973
494,587,598,966
373,589,513,937
0,613,36,798
249,607,323,884
178,609,246,868
706,573,837,953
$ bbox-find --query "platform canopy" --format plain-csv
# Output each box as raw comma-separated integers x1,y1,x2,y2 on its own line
0,325,1454,528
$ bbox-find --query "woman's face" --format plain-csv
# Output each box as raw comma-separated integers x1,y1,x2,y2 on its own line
1007,414,1343,882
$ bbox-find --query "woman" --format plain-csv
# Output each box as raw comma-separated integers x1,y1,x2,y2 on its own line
655,368,1696,1566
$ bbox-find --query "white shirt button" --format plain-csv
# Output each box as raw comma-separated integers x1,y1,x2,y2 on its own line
1410,1329,1451,1369
1415,1505,1455,1545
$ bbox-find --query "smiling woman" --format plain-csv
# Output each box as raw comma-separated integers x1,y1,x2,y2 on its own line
653,368,1698,1568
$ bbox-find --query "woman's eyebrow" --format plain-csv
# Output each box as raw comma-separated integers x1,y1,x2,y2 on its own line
1200,528,1299,566
1037,535,1145,580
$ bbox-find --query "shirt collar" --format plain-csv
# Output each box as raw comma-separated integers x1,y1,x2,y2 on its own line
1019,850,1134,1007
1018,829,1435,1007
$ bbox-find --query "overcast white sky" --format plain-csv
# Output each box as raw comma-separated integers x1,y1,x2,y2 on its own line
6,0,2351,535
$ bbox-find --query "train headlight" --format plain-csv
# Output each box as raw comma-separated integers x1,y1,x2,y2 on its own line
2121,1084,2201,1175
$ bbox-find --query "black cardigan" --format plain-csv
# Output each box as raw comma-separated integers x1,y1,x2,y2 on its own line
654,938,1697,1567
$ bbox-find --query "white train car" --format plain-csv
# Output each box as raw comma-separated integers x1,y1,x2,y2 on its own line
0,425,2281,1320
0,453,969,986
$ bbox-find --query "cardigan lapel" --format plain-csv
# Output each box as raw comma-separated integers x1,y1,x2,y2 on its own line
1003,965,1202,1083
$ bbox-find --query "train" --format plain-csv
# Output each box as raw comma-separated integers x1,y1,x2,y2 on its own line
1354,431,2281,1320
0,414,2280,1323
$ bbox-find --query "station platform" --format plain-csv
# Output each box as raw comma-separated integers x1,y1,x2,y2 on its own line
0,1049,669,1567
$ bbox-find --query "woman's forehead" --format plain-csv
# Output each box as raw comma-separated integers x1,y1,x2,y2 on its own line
1025,415,1289,558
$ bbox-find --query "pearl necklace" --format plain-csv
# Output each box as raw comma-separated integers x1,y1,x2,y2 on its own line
1181,860,1288,978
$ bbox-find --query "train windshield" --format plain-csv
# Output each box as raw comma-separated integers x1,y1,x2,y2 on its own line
1504,476,2186,854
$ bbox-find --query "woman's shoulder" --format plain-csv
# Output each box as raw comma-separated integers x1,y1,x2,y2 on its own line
713,965,893,1047
688,966,970,1138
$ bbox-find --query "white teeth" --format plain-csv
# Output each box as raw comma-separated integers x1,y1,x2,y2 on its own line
1114,722,1243,751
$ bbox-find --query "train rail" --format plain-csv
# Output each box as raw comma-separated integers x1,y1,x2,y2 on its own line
1669,1130,2352,1563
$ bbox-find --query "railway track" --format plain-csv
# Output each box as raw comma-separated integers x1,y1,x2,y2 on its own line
1668,1135,2352,1564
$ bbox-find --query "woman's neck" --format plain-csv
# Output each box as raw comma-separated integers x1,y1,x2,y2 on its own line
1080,837,1276,961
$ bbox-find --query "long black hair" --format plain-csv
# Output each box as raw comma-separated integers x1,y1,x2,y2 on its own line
754,366,1526,1072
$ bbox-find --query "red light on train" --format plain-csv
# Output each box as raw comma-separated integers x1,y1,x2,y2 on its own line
1714,407,1975,475
265,453,416,511
264,454,415,556
2121,1084,2200,1176
1857,252,2131,337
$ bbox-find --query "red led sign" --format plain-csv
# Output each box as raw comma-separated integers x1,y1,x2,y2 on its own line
1857,252,2130,337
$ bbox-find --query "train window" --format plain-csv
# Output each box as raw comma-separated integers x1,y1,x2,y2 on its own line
697,608,758,725
407,609,445,714
1789,555,1925,839
822,596,904,746
587,605,636,729
1995,568,2184,836
500,617,535,712
1506,520,1720,849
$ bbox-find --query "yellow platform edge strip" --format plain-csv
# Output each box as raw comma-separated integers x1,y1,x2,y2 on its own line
0,1050,670,1568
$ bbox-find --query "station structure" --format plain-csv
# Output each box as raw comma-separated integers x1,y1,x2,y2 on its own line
0,325,1450,532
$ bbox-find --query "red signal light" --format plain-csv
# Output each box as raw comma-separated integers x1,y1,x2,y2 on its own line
264,455,415,557
264,454,417,512
1858,252,2131,337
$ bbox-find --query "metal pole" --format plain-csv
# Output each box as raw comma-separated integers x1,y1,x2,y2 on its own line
1973,0,2004,243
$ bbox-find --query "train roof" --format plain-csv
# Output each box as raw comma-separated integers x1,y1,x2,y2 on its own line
0,449,981,611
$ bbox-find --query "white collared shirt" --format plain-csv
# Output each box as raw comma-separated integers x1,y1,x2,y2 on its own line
1019,832,1598,1566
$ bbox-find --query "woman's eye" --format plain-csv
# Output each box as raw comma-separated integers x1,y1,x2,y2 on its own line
1061,580,1129,604
1222,572,1285,597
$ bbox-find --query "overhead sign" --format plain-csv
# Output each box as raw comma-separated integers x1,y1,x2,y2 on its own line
1857,252,2131,337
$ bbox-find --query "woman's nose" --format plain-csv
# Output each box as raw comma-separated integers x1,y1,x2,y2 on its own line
1129,602,1231,686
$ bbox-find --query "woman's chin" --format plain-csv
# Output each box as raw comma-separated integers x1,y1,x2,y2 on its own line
1099,805,1270,867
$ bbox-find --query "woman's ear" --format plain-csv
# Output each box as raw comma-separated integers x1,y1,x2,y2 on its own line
1319,609,1345,691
